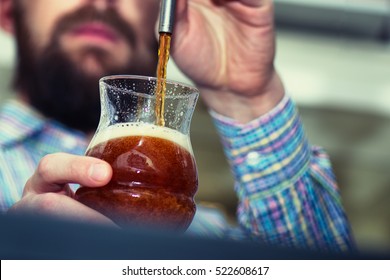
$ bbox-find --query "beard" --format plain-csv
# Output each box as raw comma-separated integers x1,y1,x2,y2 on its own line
12,5,158,132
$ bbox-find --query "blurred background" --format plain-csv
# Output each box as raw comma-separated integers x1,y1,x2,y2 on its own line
1,0,390,252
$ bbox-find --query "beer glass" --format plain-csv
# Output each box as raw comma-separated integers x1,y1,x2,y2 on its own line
75,75,199,230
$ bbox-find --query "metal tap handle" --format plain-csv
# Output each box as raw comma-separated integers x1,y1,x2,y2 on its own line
158,0,176,34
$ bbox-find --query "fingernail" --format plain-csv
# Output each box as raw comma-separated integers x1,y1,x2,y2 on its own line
89,163,109,182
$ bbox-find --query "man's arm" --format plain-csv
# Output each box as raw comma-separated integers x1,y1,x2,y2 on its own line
172,0,353,251
211,96,354,252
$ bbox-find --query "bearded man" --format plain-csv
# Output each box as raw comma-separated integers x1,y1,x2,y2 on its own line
0,0,353,252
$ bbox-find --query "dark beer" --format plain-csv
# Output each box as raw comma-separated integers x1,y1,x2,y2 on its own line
75,123,198,230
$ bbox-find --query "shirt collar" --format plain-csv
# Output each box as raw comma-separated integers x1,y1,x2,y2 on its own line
0,98,89,154
0,98,46,147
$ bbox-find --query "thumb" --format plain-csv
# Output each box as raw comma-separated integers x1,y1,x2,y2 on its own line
171,0,190,56
175,0,189,23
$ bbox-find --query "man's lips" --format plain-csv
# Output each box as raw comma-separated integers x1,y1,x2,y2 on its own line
70,23,119,43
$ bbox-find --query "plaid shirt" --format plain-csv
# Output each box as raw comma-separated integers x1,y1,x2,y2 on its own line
210,96,353,251
0,96,353,252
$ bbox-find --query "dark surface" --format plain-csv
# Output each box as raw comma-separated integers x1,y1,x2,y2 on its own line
0,214,388,260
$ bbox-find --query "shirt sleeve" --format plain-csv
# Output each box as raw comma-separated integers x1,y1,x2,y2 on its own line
209,95,355,252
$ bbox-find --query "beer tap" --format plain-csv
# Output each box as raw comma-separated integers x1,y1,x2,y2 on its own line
159,0,176,34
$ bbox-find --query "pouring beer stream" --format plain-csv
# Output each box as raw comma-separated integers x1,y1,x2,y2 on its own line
155,0,176,126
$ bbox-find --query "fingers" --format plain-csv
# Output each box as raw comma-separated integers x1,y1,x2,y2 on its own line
234,0,264,7
8,193,118,227
174,0,268,31
173,0,189,42
24,153,113,195
11,153,117,228
213,0,265,7
175,0,188,22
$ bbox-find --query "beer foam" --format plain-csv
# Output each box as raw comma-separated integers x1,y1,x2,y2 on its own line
90,123,193,154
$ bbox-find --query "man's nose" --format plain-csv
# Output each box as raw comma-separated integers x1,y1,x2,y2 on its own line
86,0,118,11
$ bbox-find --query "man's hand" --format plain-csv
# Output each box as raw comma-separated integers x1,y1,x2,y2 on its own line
8,153,117,227
173,0,284,122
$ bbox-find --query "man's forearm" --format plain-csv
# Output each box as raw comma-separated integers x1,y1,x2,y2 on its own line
211,96,354,251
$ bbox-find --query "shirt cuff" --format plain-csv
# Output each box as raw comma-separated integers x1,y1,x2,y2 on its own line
210,95,311,198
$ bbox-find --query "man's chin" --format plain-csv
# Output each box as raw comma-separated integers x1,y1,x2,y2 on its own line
68,48,124,79
80,57,107,79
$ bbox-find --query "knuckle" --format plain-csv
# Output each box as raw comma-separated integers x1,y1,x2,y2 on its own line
23,177,35,195
37,154,55,180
